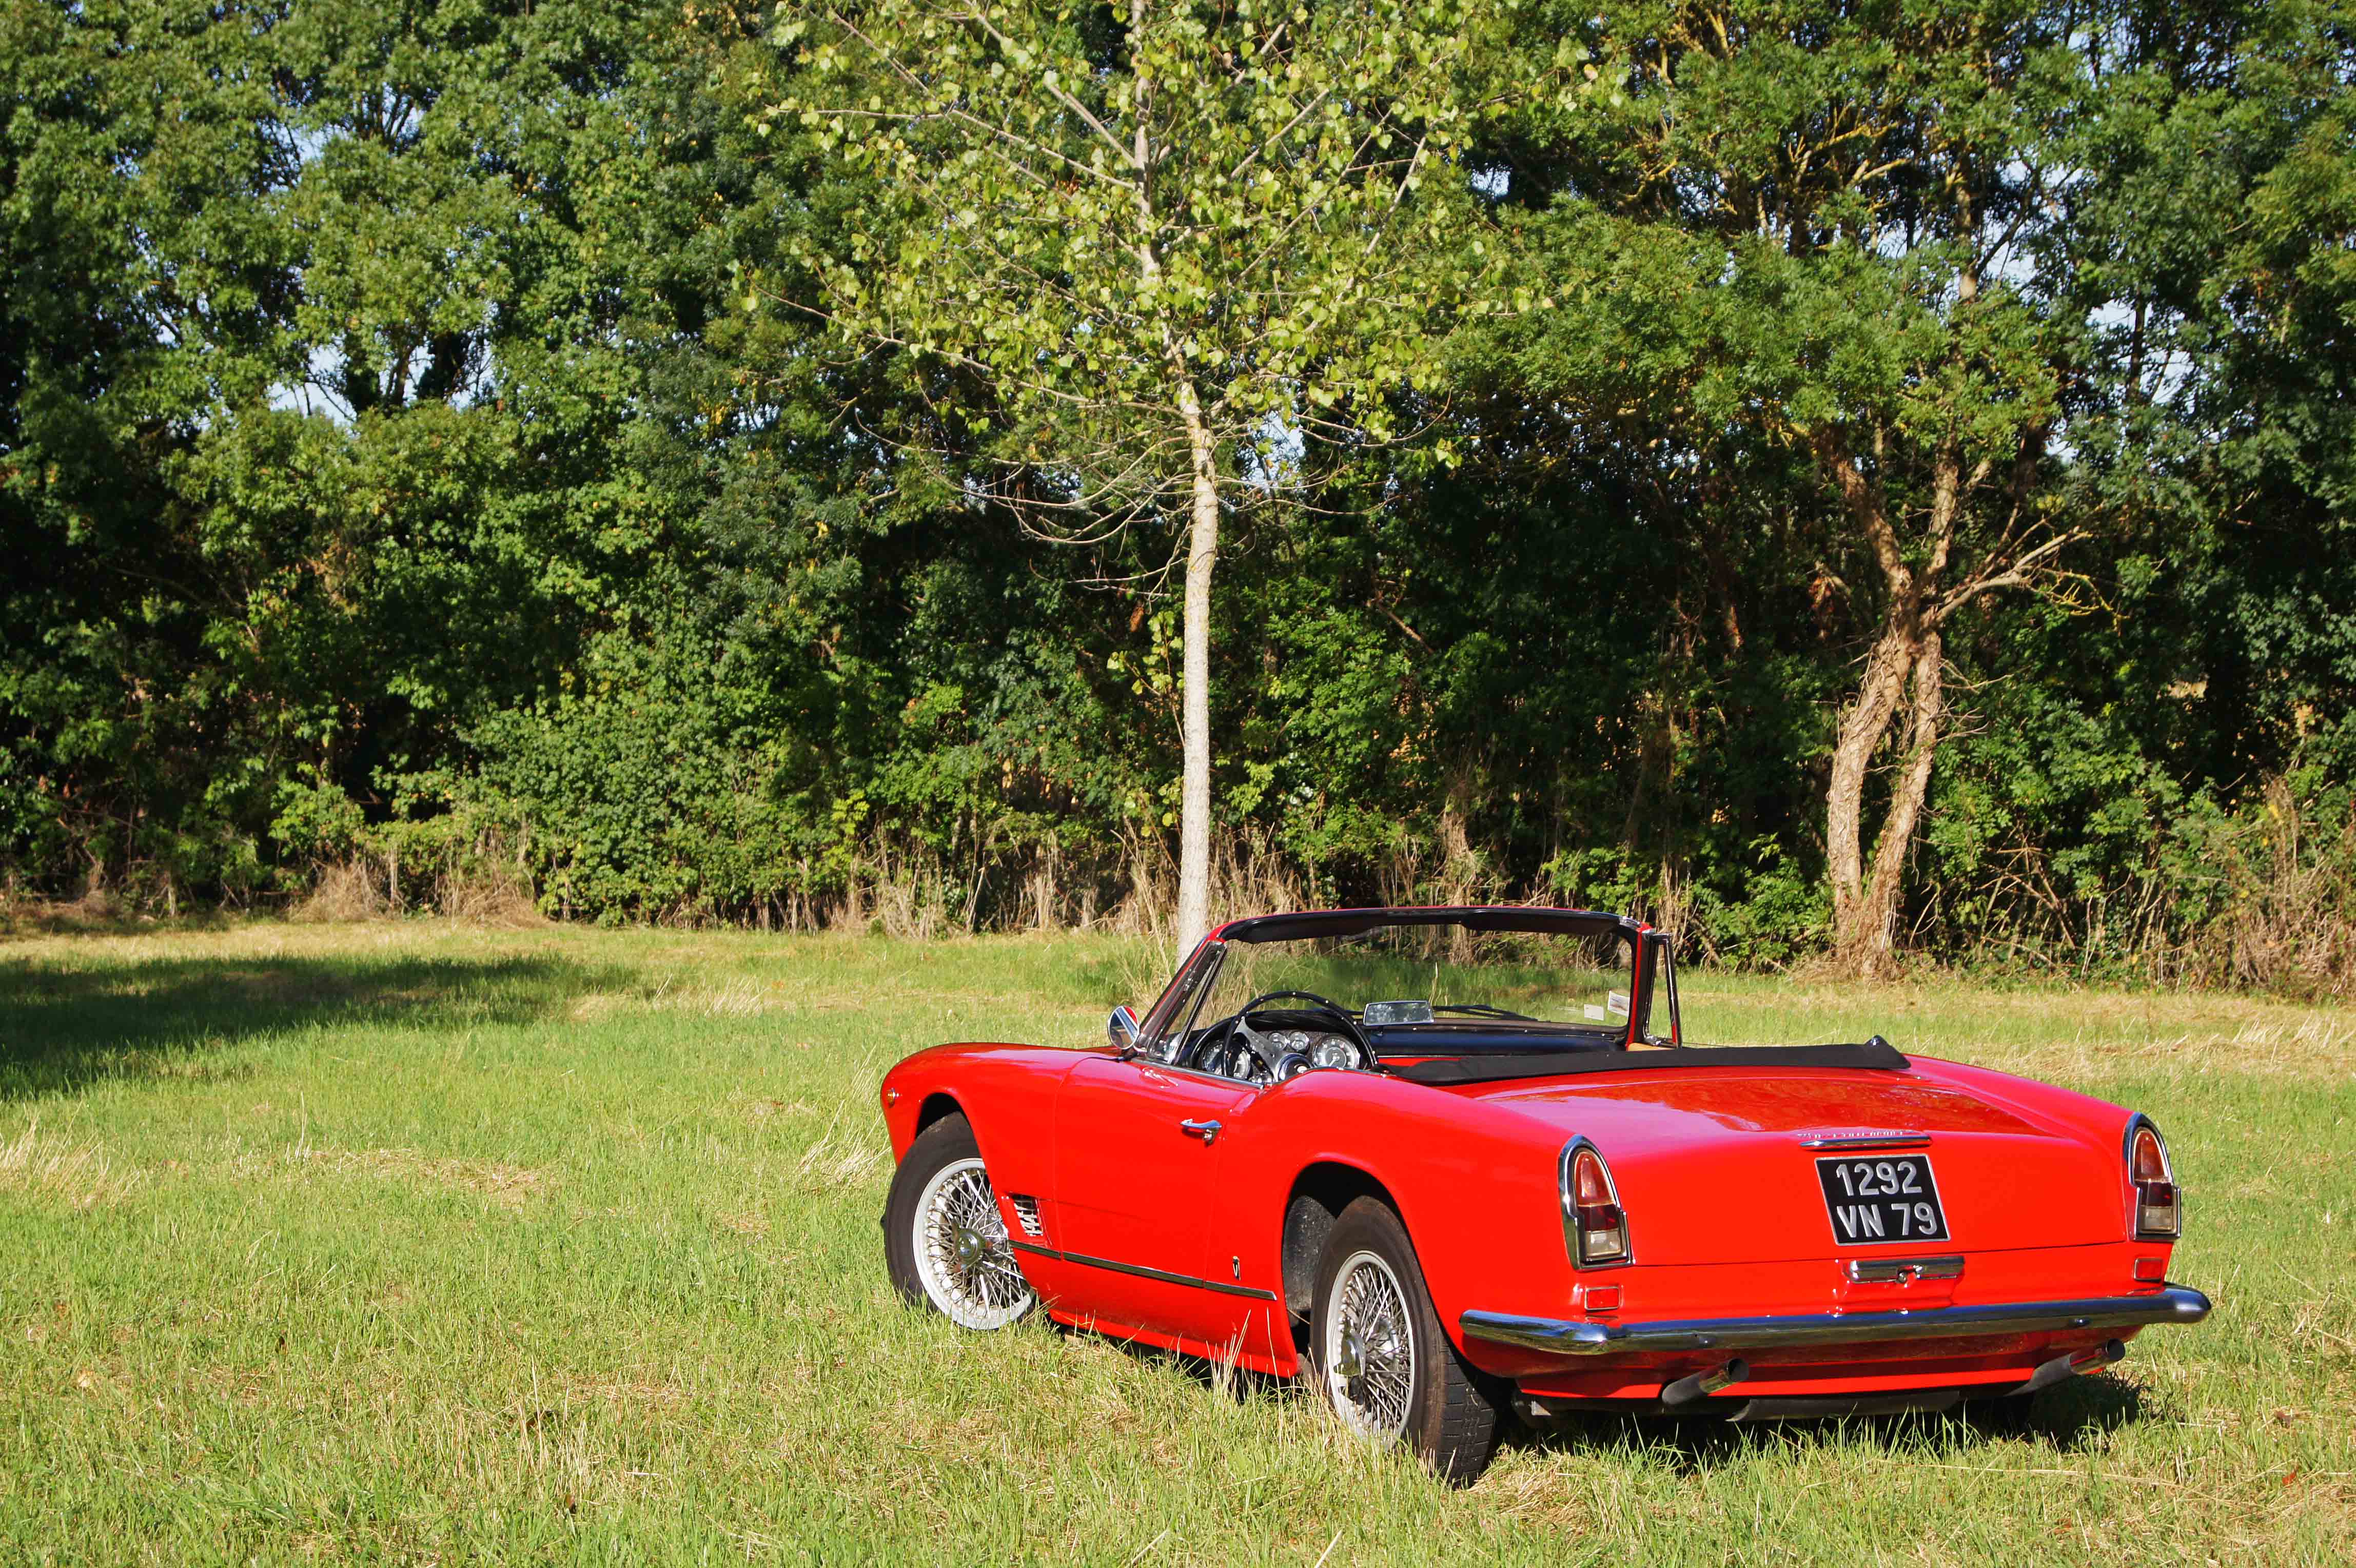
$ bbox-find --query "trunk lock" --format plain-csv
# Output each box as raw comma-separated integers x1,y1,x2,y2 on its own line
1845,1255,1964,1285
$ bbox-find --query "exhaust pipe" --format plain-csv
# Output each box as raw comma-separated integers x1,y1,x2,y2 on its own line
1661,1358,1750,1407
2007,1338,2125,1398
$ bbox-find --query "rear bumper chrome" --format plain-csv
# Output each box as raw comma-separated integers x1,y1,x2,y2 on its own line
1460,1284,2211,1357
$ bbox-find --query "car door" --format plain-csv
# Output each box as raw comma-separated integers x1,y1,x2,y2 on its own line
1049,1054,1258,1345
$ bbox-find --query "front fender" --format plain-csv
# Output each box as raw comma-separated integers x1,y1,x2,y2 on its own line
878,1042,1102,1203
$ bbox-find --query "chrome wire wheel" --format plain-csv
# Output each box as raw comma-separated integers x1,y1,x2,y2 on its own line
1322,1249,1416,1438
909,1155,1033,1330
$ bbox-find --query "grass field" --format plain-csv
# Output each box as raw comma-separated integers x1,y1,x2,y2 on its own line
1,919,2349,1564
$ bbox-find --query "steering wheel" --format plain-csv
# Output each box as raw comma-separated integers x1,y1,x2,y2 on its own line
1230,990,1371,1076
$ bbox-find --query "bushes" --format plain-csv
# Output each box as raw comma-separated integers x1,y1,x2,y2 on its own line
271,777,537,924
2164,769,2356,997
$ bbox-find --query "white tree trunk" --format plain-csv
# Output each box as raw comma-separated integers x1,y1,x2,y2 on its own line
1175,378,1219,953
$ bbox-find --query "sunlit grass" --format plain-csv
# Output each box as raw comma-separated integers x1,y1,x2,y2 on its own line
1,919,2349,1563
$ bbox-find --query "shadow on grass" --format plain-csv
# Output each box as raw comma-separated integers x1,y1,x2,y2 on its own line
1504,1371,2147,1468
0,948,638,1100
1088,1326,2149,1475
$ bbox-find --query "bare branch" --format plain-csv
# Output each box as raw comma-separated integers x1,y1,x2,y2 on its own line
1932,527,2086,624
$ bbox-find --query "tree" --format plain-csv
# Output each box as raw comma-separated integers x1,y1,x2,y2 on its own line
1485,1,2192,973
0,0,294,900
0,0,729,902
762,0,1482,948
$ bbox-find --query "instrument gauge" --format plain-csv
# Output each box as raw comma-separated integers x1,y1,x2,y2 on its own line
1311,1035,1360,1070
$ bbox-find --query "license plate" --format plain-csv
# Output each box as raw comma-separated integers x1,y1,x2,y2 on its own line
1816,1154,1949,1246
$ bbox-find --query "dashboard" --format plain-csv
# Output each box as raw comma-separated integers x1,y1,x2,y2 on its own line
1179,1006,1370,1084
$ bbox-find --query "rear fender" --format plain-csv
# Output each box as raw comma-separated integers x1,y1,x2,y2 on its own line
1214,1073,1575,1370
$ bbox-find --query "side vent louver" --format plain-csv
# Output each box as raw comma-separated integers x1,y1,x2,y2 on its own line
1007,1194,1044,1239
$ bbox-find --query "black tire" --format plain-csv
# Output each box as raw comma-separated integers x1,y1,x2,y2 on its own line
882,1112,1033,1328
1308,1197,1504,1485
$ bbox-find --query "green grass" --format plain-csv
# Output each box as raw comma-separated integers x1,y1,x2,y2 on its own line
1,919,2349,1565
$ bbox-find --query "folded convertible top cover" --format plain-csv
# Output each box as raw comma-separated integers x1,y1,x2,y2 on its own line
1389,1038,1910,1084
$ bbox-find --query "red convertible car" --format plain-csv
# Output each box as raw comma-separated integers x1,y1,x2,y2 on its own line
877,907,2207,1482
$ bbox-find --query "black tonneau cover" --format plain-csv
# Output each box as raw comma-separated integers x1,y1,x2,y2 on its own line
1388,1038,1910,1085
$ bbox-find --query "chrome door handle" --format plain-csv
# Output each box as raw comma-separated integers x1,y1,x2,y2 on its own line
1179,1119,1222,1144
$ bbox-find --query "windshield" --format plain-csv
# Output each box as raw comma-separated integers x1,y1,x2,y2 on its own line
1142,917,1665,1062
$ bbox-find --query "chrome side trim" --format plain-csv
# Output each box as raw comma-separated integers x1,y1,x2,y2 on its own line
1007,1239,1280,1302
1799,1132,1931,1150
1459,1285,2212,1356
1844,1255,1964,1283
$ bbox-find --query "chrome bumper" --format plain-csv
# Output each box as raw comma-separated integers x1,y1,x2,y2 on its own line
1460,1285,2211,1357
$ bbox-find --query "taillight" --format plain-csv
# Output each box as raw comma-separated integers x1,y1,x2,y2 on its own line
1562,1140,1631,1267
2127,1118,2180,1239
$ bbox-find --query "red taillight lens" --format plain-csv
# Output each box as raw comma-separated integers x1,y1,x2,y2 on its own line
1573,1149,1612,1206
1566,1145,1631,1266
2129,1121,2180,1239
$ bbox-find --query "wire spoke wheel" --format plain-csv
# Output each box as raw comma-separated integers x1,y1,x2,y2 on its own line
1322,1249,1416,1439
910,1156,1033,1330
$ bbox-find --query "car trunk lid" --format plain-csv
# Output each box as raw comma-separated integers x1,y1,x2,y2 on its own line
1467,1066,2125,1266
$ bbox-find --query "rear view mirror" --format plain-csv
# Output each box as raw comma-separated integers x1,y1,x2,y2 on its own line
1107,1005,1141,1052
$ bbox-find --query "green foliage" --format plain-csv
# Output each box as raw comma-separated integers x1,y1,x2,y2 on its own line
768,0,1487,504
1,0,2351,988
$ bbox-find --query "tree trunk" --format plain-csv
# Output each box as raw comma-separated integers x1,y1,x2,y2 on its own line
1851,632,1944,974
1818,432,1966,976
1824,613,1920,956
1174,376,1220,953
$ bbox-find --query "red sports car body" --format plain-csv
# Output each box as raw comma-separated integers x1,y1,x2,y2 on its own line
876,907,2207,1481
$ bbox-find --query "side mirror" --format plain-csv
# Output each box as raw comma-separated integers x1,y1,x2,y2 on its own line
1107,1005,1141,1052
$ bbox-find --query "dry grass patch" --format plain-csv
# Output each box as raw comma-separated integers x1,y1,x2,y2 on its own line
565,1375,691,1410
0,1118,139,1208
793,1121,888,1191
565,991,632,1022
569,974,795,1020
274,1146,549,1208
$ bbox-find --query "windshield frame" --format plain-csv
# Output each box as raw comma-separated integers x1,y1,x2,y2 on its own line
1130,907,1670,1061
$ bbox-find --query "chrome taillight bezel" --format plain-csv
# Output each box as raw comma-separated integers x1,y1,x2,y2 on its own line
2124,1113,2181,1240
1560,1136,1633,1269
